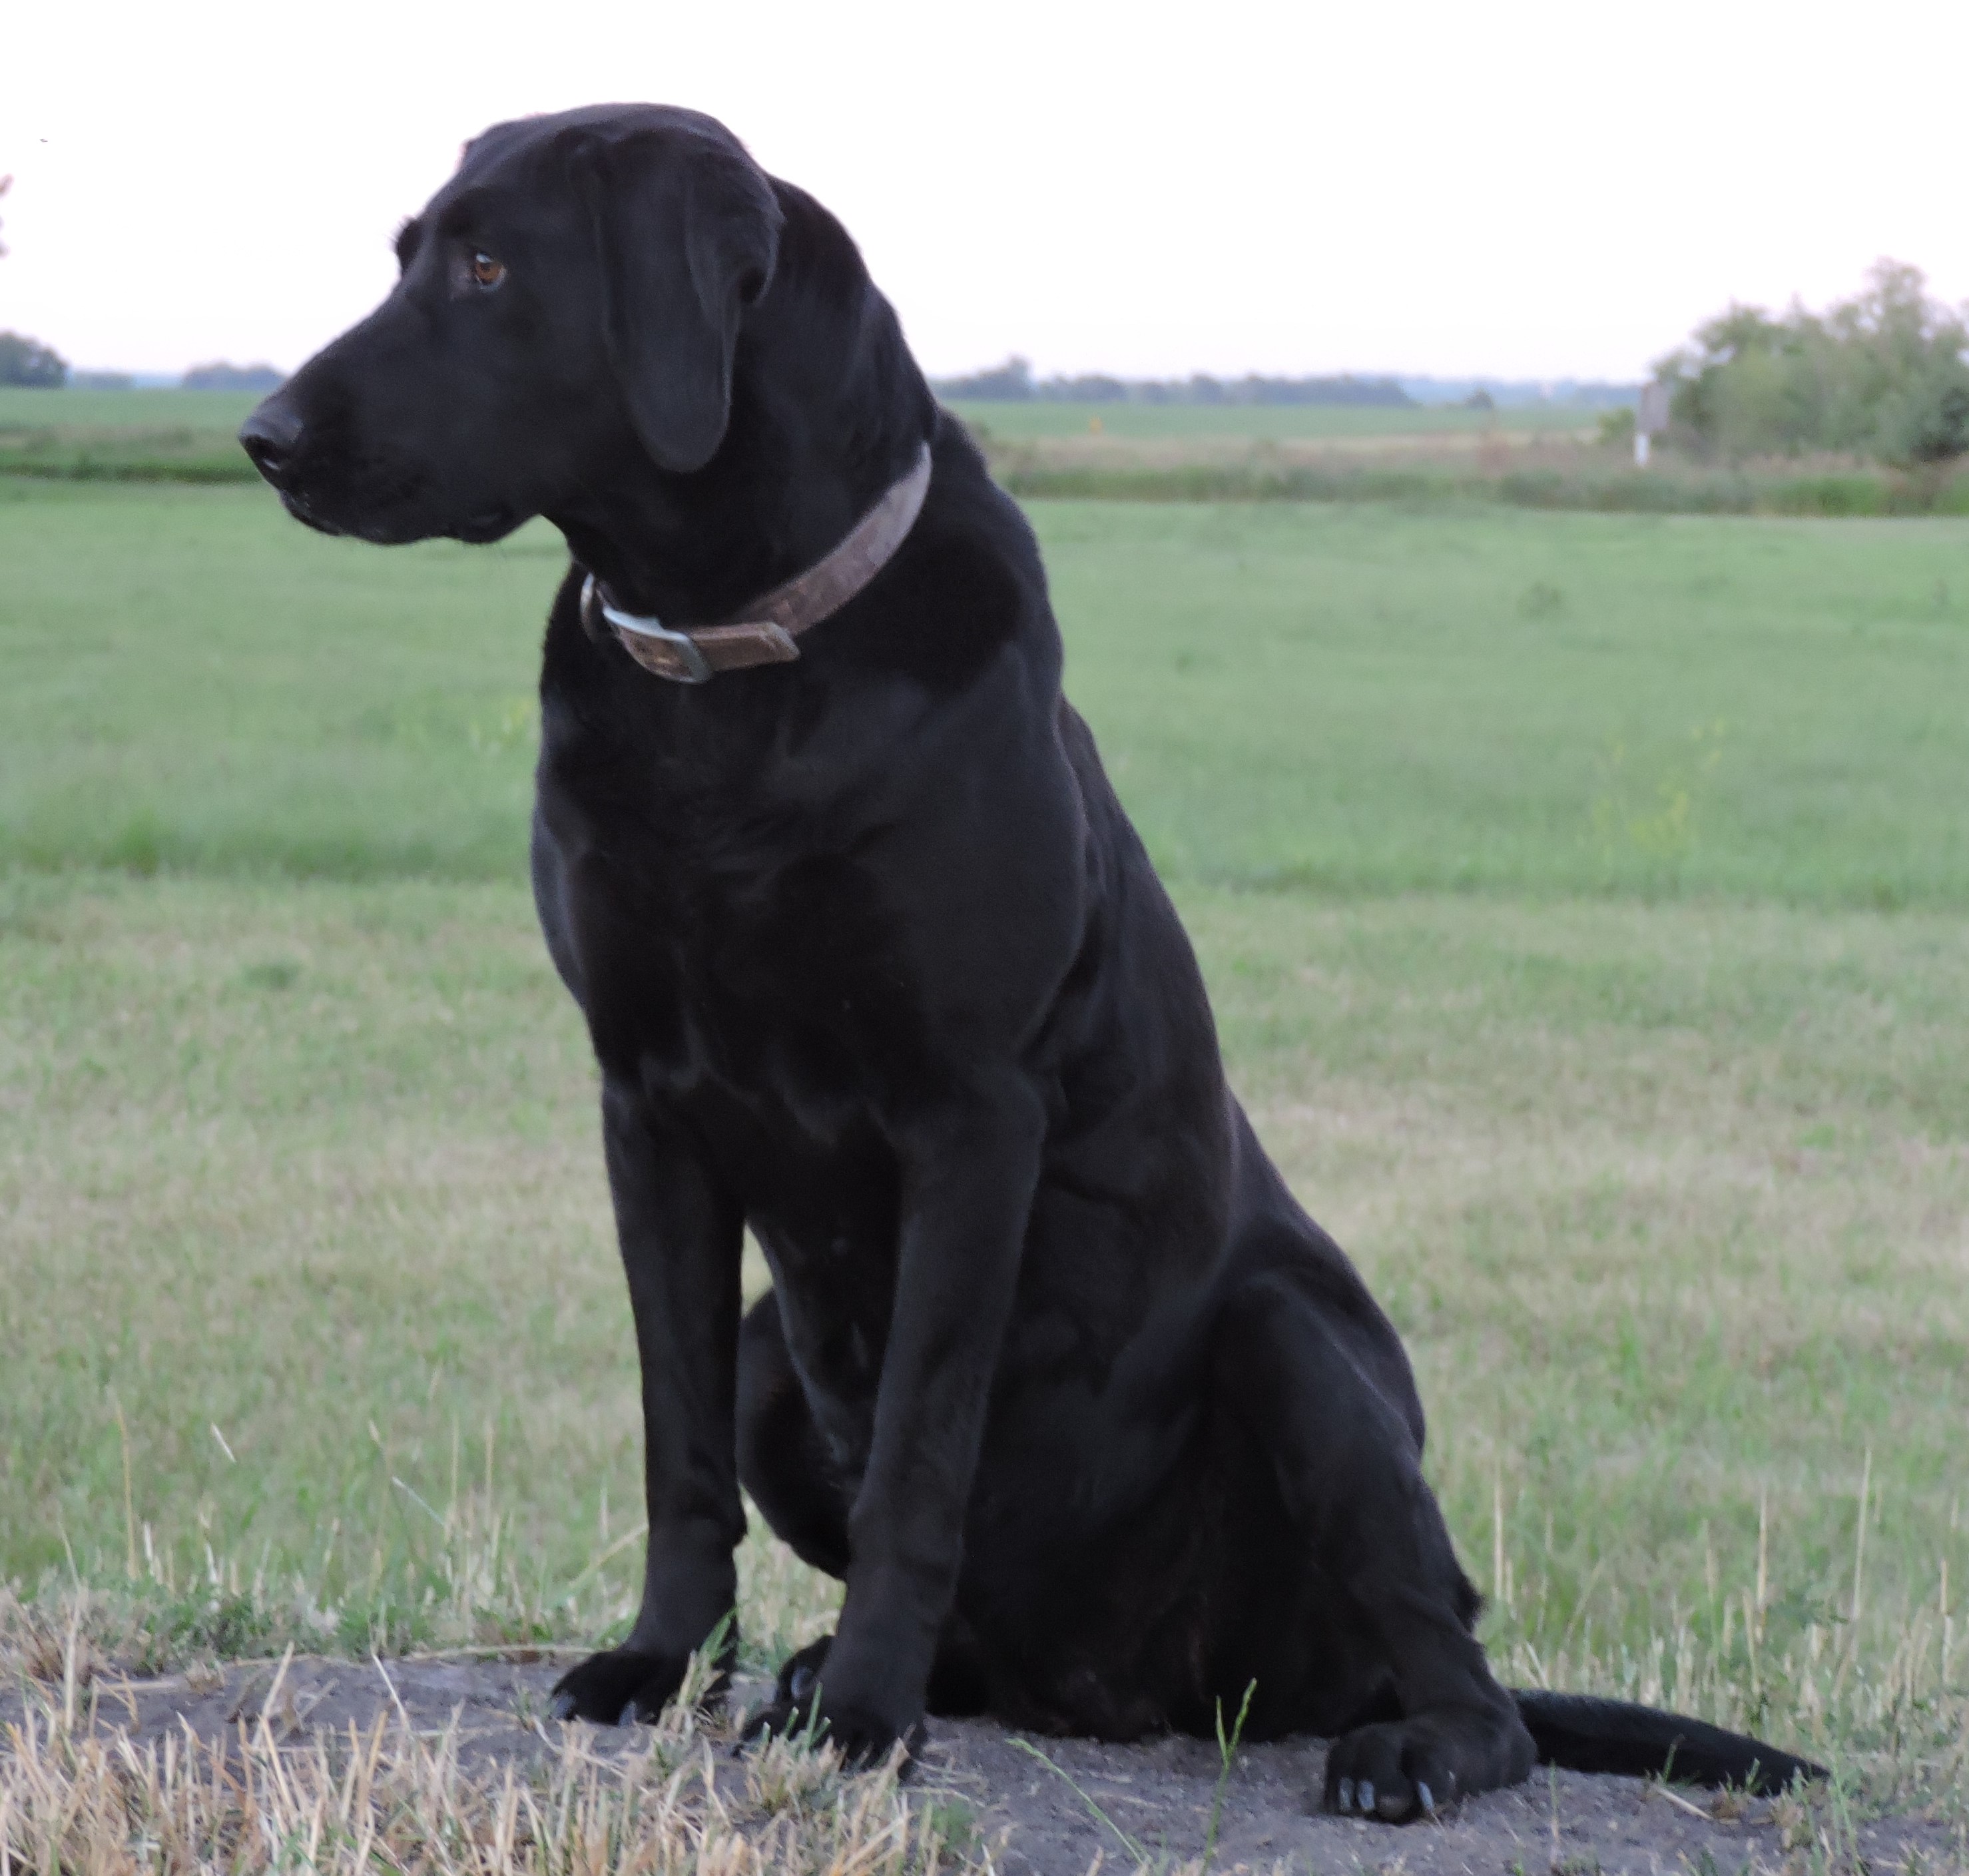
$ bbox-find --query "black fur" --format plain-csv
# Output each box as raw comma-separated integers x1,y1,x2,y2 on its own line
240,103,1825,1819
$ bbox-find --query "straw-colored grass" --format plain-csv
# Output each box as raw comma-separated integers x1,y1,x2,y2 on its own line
0,1628,983,1876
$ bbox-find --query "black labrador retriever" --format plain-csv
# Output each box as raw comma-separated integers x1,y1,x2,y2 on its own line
241,103,1821,1819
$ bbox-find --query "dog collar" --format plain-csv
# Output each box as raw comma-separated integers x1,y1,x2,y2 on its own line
581,441,933,684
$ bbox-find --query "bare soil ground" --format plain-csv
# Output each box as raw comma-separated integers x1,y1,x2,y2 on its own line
3,1653,1956,1874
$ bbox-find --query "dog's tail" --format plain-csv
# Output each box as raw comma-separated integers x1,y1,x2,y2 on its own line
1512,1689,1826,1795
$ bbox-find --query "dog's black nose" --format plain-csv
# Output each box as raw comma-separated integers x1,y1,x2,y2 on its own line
238,399,304,487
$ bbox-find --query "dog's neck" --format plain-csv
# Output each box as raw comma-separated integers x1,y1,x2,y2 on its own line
548,185,936,631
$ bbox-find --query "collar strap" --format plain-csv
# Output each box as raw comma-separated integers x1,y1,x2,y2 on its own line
581,440,933,684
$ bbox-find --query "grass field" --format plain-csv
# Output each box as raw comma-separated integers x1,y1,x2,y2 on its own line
0,388,1579,483
2,479,1966,1813
0,387,264,430
6,482,1966,904
10,385,1962,521
946,399,1598,443
0,386,262,481
0,386,1575,457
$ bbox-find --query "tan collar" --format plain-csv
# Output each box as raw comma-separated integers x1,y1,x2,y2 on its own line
581,441,934,684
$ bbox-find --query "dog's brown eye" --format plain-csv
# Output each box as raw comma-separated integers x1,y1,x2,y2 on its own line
469,251,505,290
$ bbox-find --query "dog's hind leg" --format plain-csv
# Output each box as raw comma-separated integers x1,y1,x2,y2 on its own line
737,1289,852,1577
1217,1270,1534,1821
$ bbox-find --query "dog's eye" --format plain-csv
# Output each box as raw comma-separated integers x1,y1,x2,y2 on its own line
469,251,506,290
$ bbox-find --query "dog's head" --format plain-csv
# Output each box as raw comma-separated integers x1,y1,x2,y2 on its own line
240,105,784,544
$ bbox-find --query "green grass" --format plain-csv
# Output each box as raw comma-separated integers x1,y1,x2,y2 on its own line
1042,503,1969,908
1,479,1965,1796
3,872,1963,1759
0,387,264,429
5,483,1966,906
0,481,549,877
0,386,262,481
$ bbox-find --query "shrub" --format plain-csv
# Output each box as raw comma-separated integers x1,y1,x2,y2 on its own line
1654,261,1969,466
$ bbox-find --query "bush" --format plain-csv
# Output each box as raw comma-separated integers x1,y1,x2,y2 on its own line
1877,368,1969,467
1597,408,1637,449
1655,261,1969,466
0,331,67,388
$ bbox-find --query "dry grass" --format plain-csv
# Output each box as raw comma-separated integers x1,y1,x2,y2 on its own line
0,1635,983,1875
969,428,1969,515
982,423,1594,468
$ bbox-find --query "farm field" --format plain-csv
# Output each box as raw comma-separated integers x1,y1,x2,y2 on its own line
0,386,264,430
1,479,1966,1803
0,386,1588,486
0,384,1584,459
945,398,1597,444
0,386,262,481
9,388,1961,521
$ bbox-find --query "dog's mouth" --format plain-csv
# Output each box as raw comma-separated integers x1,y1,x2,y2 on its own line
278,484,516,548
278,488,345,538
453,505,521,545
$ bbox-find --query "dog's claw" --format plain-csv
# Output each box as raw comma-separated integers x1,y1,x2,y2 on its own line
1357,1779,1374,1814
619,1700,641,1725
1336,1777,1354,1812
549,1691,577,1722
1417,1781,1436,1816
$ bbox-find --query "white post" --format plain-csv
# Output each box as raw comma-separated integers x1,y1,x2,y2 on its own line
1634,382,1668,470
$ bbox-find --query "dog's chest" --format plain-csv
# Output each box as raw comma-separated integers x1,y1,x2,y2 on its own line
637,852,924,1114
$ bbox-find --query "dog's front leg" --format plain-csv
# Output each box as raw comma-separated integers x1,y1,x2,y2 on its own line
551,1071,745,1725
758,1079,1044,1761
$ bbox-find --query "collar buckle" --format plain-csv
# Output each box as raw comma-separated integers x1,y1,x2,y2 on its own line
579,439,933,686
582,575,714,684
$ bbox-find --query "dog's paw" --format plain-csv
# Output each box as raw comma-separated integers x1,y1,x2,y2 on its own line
1323,1705,1535,1823
770,1634,832,1706
548,1647,690,1726
742,1656,925,1773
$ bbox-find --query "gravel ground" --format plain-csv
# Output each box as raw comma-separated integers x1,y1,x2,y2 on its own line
3,1652,1956,1873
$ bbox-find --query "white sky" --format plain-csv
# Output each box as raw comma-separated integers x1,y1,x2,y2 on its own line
2,0,1964,382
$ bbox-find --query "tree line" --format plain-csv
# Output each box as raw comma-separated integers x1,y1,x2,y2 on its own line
933,357,1414,408
1656,260,1969,467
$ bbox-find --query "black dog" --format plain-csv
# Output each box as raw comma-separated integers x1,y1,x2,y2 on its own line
241,103,1821,1819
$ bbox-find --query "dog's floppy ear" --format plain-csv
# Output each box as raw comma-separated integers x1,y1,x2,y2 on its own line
571,128,783,474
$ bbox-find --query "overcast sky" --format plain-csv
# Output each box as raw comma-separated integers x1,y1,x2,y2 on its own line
3,0,1964,382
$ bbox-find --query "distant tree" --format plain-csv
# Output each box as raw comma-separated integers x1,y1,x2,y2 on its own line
1462,388,1495,412
1656,261,1969,466
1596,406,1637,449
0,331,67,387
1238,374,1412,408
931,362,1419,408
182,361,285,392
933,356,1033,400
0,175,68,384
1878,371,1969,467
1047,373,1129,402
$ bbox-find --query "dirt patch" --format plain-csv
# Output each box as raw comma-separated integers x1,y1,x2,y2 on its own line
2,1653,1954,1873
